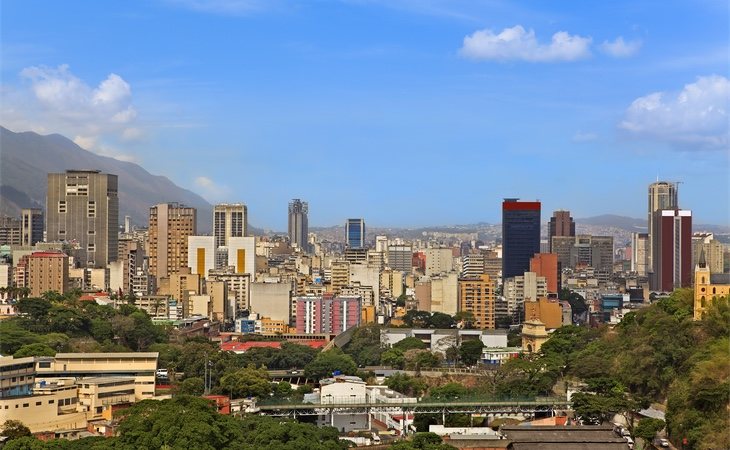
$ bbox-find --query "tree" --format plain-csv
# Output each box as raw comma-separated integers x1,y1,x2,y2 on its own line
14,343,56,358
453,311,476,329
386,372,427,397
390,432,456,449
219,366,271,399
343,324,384,366
177,377,205,396
403,349,440,370
634,418,665,442
272,381,293,399
393,337,426,351
428,383,468,400
1,420,31,440
403,310,432,328
459,339,484,366
381,347,405,369
304,348,357,381
430,312,455,329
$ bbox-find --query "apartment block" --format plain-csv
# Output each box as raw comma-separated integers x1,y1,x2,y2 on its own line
458,274,496,329
28,252,69,297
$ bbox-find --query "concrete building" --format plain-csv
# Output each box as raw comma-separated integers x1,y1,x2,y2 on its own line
521,319,549,353
214,203,247,247
188,235,216,277
502,199,541,280
548,210,575,253
430,272,458,315
148,203,197,280
414,279,431,311
317,376,368,432
652,209,692,292
503,272,547,320
345,218,366,249
349,263,380,307
381,328,508,352
28,251,69,297
425,248,454,276
631,232,649,276
692,233,725,277
375,235,389,253
524,298,563,330
21,208,44,247
46,170,118,267
288,199,309,252
648,181,678,277
529,253,559,294
296,295,361,334
0,216,21,245
458,274,496,329
250,282,291,323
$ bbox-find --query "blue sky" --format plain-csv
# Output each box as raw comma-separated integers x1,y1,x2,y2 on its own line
2,0,728,229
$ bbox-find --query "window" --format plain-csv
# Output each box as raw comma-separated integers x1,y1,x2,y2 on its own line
22,403,29,408
58,201,66,213
38,361,51,368
49,400,55,404
36,401,42,406
88,201,96,218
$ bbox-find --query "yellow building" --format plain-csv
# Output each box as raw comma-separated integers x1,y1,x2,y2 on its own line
694,250,730,320
524,298,563,330
361,305,376,324
458,274,496,329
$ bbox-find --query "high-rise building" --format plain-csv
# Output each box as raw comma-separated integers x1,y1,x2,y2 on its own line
548,210,575,253
0,216,21,245
631,233,649,276
288,199,309,252
691,233,725,277
47,170,118,267
21,208,44,247
214,203,247,248
458,274,496,329
346,218,365,249
652,209,692,292
28,251,69,297
148,203,196,280
530,253,559,293
648,181,678,274
502,199,541,280
295,295,361,334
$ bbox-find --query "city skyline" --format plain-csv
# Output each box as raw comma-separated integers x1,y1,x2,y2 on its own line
1,0,728,229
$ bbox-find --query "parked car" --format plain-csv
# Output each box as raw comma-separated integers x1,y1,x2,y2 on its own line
156,368,169,379
659,438,670,447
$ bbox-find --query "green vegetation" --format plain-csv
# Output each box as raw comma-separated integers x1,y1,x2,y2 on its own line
385,372,428,397
390,432,456,450
458,339,484,366
0,294,167,355
402,310,455,329
304,348,358,380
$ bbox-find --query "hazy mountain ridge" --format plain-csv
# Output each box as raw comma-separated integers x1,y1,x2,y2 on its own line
0,126,214,232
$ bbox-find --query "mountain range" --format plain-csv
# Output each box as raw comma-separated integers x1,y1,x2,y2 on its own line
0,126,213,232
1,126,726,241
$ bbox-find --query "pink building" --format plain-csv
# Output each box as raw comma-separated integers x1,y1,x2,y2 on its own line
296,295,361,334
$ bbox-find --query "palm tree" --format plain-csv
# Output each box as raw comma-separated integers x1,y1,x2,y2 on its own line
19,287,31,299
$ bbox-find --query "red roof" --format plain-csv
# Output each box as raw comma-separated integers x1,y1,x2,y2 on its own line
221,341,282,352
30,252,66,258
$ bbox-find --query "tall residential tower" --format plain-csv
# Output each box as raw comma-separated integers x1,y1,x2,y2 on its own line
148,203,197,280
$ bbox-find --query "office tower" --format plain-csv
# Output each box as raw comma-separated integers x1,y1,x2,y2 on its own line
425,248,454,276
124,215,132,233
47,170,118,268
0,216,21,245
502,199,541,280
652,209,692,292
458,274,496,329
288,199,309,252
148,203,196,280
503,272,547,321
631,233,649,276
648,181,678,273
214,203,247,248
548,210,575,252
375,235,389,253
346,218,365,249
530,253,559,293
28,251,69,297
461,253,486,278
21,208,44,246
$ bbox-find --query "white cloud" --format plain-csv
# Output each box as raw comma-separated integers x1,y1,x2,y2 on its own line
601,37,642,58
572,131,599,142
459,25,592,62
194,176,230,201
1,64,143,162
620,75,730,150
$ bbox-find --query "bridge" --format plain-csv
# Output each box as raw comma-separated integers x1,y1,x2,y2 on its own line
255,396,571,422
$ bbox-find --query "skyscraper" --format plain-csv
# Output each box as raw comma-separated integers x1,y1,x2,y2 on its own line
47,170,118,268
631,232,649,276
148,203,197,280
652,209,692,292
458,274,496,329
288,199,309,252
548,210,575,253
648,181,678,274
214,203,247,248
502,199,541,280
21,208,44,247
346,218,365,249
